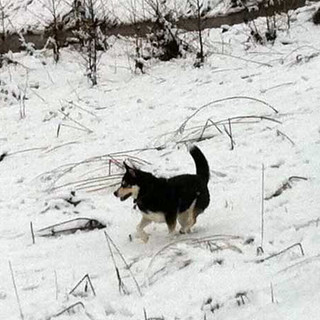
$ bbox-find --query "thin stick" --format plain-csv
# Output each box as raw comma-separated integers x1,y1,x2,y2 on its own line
257,242,305,263
9,261,24,320
270,282,275,303
109,159,112,175
223,118,235,150
104,231,142,296
228,118,234,150
105,232,129,295
54,270,59,300
8,147,47,156
64,100,100,120
56,123,61,138
260,164,265,250
265,176,308,200
85,182,120,192
178,96,279,134
60,123,90,133
69,274,96,296
58,110,93,133
45,142,80,154
54,301,85,317
146,234,241,280
30,222,35,244
277,253,320,275
276,129,295,146
213,52,273,67
51,174,122,192
199,119,222,141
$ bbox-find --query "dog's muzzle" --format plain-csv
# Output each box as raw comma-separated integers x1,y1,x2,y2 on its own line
114,188,132,201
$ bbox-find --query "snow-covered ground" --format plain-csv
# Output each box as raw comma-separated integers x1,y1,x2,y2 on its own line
1,3,320,320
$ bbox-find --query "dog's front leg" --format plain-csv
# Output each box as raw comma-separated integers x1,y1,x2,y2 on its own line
136,216,151,243
165,213,177,235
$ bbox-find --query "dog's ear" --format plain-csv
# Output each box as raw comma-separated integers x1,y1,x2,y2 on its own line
123,161,136,177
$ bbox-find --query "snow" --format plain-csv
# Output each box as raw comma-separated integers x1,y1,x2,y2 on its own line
1,2,320,320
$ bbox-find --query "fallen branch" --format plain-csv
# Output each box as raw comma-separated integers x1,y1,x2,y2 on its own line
265,176,308,200
37,218,105,237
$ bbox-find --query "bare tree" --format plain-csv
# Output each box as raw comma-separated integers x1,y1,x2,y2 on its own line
144,0,184,61
0,0,8,42
187,0,205,67
42,0,63,62
73,0,104,86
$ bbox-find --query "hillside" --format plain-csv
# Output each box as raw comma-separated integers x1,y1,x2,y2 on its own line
1,3,320,320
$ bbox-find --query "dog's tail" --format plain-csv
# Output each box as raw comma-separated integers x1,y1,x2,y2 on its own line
189,145,210,184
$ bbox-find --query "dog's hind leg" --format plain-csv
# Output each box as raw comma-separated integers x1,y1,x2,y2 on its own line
178,199,197,234
136,216,152,243
178,211,192,234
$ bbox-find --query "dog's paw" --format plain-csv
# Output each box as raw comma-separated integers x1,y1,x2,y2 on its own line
179,228,191,234
167,230,180,240
135,231,149,243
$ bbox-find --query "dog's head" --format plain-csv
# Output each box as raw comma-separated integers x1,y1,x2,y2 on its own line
114,163,140,201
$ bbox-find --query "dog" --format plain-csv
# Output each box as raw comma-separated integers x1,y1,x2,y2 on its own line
114,145,210,242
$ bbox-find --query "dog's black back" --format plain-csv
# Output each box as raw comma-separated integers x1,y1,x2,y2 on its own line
134,146,210,215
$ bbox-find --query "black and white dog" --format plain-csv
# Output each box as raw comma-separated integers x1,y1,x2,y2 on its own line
114,146,210,242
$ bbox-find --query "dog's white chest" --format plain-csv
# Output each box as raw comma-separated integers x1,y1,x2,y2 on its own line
143,212,166,223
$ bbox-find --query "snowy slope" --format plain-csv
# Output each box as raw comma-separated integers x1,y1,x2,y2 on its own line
1,3,320,320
